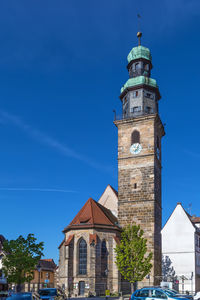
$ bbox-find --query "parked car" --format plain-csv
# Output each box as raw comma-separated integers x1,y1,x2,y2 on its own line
6,292,39,300
38,288,65,300
164,288,193,300
0,291,9,300
194,292,200,300
131,288,192,300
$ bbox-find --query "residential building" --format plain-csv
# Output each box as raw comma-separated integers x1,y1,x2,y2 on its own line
25,259,57,292
162,203,200,293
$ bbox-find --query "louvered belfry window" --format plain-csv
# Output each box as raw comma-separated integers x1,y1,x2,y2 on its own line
131,130,140,144
79,239,87,275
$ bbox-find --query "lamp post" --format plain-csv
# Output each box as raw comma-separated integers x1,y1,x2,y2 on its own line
36,262,42,292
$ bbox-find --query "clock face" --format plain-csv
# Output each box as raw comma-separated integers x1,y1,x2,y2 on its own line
130,143,142,155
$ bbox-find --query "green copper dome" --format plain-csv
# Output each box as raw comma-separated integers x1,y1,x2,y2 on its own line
127,45,152,63
121,76,157,94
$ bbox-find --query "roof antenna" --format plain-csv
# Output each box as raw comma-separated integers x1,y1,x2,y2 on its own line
137,14,142,46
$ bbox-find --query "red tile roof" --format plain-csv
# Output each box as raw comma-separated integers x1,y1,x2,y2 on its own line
58,239,65,249
191,216,200,223
38,259,56,270
63,198,119,232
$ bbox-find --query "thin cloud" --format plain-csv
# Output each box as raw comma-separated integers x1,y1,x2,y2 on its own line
0,109,113,173
184,150,200,159
0,187,77,193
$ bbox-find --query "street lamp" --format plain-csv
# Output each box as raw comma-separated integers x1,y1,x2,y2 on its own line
36,262,42,292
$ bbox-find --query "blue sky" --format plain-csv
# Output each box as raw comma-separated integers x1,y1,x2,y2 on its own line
0,0,200,262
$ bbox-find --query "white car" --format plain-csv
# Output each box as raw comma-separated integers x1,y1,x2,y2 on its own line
194,292,200,300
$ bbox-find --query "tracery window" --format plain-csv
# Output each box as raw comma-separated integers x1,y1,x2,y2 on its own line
101,240,108,276
78,239,87,275
131,130,140,145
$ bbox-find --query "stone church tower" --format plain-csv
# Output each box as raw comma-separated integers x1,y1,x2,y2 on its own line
114,33,165,285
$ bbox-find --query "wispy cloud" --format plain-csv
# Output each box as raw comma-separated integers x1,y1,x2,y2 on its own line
0,187,77,193
184,149,200,159
0,109,113,173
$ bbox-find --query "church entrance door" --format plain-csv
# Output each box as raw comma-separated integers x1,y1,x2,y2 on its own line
79,281,85,295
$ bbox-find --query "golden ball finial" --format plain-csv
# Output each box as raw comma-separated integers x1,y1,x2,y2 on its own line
137,32,142,38
137,32,142,46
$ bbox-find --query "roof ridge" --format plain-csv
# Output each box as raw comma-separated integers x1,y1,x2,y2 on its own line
90,198,95,224
63,197,119,232
68,197,95,226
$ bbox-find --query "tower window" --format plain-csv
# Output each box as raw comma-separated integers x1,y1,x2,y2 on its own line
145,64,149,71
134,183,137,189
145,92,154,100
78,239,87,275
132,106,141,113
135,63,140,70
145,106,153,114
131,130,140,144
133,91,139,98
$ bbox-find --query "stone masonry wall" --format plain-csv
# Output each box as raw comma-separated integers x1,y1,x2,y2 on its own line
58,228,120,296
115,114,164,285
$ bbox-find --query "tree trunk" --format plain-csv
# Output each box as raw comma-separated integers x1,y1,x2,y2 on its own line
16,284,21,293
131,282,134,294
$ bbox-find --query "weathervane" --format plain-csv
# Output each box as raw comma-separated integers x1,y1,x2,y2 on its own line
137,14,142,46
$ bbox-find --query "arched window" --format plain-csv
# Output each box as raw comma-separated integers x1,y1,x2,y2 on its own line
131,130,140,145
135,63,140,70
101,240,108,276
78,239,87,275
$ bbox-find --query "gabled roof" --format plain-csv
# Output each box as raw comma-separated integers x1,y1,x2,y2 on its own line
38,259,57,271
63,197,119,232
98,184,118,217
162,202,199,232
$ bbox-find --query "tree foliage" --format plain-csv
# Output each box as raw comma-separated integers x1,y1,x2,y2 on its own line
2,234,44,287
115,225,152,286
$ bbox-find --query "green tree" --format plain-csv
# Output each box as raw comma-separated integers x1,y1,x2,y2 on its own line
2,234,44,292
115,224,152,292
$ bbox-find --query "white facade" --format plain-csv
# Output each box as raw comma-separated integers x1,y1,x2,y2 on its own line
162,203,200,293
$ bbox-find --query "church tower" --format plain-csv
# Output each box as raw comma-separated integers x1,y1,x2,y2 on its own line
114,33,165,285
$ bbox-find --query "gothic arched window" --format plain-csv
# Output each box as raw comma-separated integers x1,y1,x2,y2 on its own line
78,239,87,275
101,240,108,276
131,130,140,145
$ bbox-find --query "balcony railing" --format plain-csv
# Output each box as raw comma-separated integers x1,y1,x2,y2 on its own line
114,111,155,121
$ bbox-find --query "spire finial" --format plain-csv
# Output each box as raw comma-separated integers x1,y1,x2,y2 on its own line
137,31,142,46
